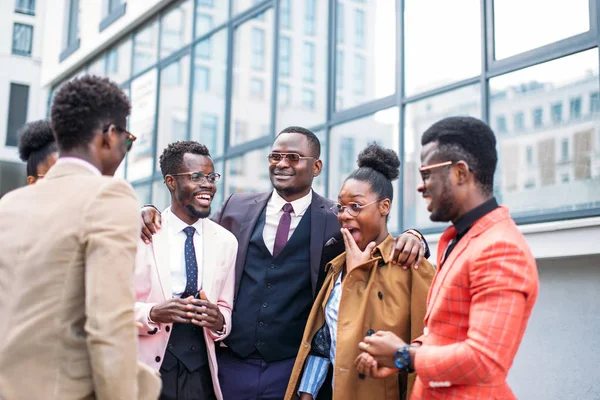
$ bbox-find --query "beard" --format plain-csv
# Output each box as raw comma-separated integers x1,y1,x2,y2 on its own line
185,204,211,219
429,181,456,222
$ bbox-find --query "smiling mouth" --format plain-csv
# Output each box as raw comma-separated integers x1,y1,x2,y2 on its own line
195,193,212,207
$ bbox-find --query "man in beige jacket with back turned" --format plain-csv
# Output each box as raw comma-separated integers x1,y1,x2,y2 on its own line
0,76,161,400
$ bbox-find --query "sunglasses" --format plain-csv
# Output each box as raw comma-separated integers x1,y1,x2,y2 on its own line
103,125,137,152
167,171,221,184
267,152,315,165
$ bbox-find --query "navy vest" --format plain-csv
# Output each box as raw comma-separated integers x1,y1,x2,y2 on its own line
225,206,313,362
161,322,208,372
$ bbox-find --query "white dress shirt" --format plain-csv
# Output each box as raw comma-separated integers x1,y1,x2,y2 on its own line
165,208,204,297
262,189,313,254
55,157,101,175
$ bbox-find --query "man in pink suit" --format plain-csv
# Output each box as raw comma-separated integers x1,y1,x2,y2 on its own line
134,141,237,400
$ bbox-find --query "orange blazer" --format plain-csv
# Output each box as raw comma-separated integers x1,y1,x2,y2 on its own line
411,206,539,400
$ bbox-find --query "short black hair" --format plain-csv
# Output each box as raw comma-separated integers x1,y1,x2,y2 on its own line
278,126,321,158
17,120,58,176
346,143,400,202
421,116,497,195
50,75,131,152
159,141,211,178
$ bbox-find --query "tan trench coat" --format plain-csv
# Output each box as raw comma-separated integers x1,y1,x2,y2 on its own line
285,234,435,400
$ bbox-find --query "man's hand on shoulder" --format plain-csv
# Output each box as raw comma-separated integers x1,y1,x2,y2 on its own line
140,205,162,244
389,230,428,269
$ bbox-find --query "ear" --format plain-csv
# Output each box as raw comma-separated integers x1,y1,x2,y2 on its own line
165,175,176,192
454,160,471,185
379,198,391,216
313,159,323,177
27,176,37,185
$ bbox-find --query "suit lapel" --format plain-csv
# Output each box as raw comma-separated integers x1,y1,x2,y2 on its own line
201,220,219,302
234,192,271,294
153,224,172,300
309,193,328,295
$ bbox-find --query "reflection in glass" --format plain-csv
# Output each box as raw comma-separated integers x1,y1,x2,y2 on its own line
231,9,274,147
276,0,326,131
87,56,105,77
191,31,227,157
490,49,600,217
403,84,481,231
313,130,327,196
106,37,132,84
225,147,272,196
404,0,480,96
160,0,193,59
156,56,190,169
494,0,590,60
128,69,158,182
152,180,171,212
133,20,159,75
196,0,227,37
329,107,400,232
133,184,151,206
335,0,395,110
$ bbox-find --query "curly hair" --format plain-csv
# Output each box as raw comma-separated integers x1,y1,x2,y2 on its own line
345,143,400,202
421,116,497,195
159,141,211,178
17,120,58,176
278,126,321,158
50,75,131,152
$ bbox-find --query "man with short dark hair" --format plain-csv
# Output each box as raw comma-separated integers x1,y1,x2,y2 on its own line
356,116,539,400
141,126,428,400
0,75,161,400
135,141,237,400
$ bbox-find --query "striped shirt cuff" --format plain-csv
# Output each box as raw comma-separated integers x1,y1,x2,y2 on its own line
298,355,330,398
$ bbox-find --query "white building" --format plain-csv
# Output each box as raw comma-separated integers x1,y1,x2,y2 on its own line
0,0,48,195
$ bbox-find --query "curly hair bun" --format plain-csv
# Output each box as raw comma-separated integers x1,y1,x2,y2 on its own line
356,143,400,181
17,120,55,162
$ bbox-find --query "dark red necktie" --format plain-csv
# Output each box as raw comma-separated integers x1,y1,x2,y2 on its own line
273,203,294,257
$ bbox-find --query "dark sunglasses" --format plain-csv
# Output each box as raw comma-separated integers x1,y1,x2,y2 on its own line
103,125,137,152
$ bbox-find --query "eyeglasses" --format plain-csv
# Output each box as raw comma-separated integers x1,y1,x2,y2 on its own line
419,160,453,180
168,171,221,184
267,152,315,165
330,198,385,217
103,125,137,152
36,174,45,178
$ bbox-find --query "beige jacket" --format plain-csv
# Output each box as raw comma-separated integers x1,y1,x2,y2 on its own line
285,234,435,400
0,161,161,400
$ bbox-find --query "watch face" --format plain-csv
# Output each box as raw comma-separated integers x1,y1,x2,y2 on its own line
394,346,411,370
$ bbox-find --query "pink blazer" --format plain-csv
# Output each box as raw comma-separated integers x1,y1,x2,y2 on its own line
134,209,237,400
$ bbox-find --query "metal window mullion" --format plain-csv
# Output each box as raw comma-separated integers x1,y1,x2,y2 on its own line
270,0,280,137
327,0,337,119
186,0,199,142
397,0,406,231
222,18,235,182
481,0,490,123
595,0,600,94
148,14,164,200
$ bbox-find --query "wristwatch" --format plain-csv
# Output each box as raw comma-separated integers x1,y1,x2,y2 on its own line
394,344,414,373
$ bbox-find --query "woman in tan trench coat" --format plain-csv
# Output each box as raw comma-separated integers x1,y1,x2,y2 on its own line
284,144,435,400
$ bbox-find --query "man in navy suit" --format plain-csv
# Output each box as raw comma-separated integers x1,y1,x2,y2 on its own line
141,127,428,400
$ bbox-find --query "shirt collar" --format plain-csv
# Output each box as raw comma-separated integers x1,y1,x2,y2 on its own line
453,197,499,236
166,207,204,236
270,189,313,216
55,157,101,176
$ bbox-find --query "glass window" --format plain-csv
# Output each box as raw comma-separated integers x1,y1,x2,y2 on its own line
250,78,264,99
63,0,80,52
225,147,271,196
590,92,600,113
12,23,33,57
496,115,507,134
551,103,563,124
330,108,400,232
514,112,525,131
196,0,227,38
526,145,533,166
196,38,211,59
133,20,159,75
279,36,291,77
191,30,227,157
15,0,36,15
152,180,171,212
533,108,543,128
336,0,395,110
489,49,600,218
233,0,267,15
106,37,132,84
302,89,315,110
278,83,291,108
87,56,105,76
107,0,124,14
128,68,158,182
281,0,291,29
336,1,344,43
570,97,582,119
354,9,365,48
155,56,190,169
313,130,327,196
5,83,29,147
354,55,365,95
305,0,316,36
303,42,315,82
160,0,193,59
231,9,274,147
494,0,590,60
405,0,480,96
133,184,151,206
404,84,481,231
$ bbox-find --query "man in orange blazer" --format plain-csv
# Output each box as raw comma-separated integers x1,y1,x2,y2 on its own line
356,116,539,399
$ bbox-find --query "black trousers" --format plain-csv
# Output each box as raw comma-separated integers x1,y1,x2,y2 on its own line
159,354,216,400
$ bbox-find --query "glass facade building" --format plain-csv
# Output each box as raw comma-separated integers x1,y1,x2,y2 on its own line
48,0,600,234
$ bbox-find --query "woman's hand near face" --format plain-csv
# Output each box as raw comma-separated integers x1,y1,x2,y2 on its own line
341,227,376,273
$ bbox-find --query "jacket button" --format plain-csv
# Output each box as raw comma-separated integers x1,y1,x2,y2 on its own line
190,345,197,351
269,264,275,269
168,343,173,349
155,356,161,362
266,283,272,289
165,326,170,332
366,329,375,336
259,321,264,327
378,291,383,300
262,302,268,308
